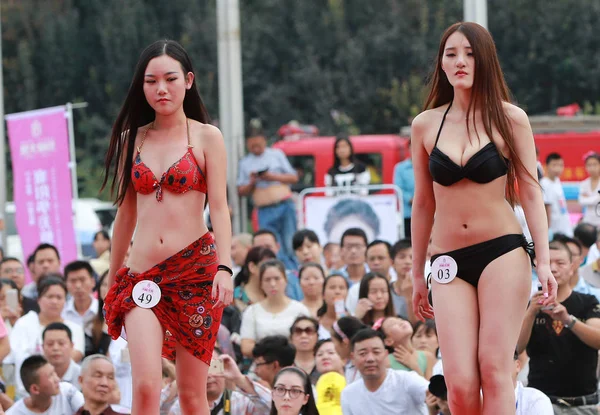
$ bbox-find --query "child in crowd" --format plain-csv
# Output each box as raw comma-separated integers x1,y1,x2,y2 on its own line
375,316,437,380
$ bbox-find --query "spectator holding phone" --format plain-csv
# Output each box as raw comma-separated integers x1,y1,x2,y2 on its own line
316,274,349,338
517,240,600,413
0,279,22,330
237,124,299,270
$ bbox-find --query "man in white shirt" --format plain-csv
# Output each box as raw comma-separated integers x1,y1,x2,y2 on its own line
7,355,84,415
512,350,553,414
335,228,369,288
21,244,62,300
341,329,428,415
62,261,98,336
541,153,573,237
42,323,81,389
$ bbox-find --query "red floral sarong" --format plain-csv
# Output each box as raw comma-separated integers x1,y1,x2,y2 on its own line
104,232,222,365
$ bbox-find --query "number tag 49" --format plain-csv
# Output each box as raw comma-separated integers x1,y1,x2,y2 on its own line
431,255,458,284
132,281,162,309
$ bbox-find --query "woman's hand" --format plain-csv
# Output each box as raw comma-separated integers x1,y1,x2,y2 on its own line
354,298,373,320
1,304,21,326
212,270,233,308
536,264,557,306
413,276,434,322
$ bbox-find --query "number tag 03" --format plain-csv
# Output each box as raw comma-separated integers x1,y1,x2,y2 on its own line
132,281,161,309
431,255,458,285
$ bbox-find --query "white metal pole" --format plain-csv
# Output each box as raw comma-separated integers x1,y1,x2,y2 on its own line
65,102,88,258
217,0,246,234
0,6,6,251
464,0,488,29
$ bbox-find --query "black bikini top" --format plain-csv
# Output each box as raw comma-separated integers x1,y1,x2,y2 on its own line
428,102,509,187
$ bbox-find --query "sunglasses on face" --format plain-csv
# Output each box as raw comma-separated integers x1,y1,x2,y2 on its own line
292,326,317,336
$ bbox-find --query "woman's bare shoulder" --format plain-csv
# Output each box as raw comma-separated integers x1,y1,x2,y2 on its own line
188,120,224,145
411,105,449,143
412,105,450,128
502,102,530,127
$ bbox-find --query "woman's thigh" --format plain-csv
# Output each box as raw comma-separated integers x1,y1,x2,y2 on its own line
478,248,531,368
124,307,164,381
431,277,480,381
175,342,210,395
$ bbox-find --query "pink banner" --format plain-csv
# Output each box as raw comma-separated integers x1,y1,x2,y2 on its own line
6,106,77,271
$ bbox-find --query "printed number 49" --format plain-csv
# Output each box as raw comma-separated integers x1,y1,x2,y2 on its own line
138,293,152,304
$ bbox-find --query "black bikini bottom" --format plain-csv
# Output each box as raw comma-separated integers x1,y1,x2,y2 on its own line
427,234,534,305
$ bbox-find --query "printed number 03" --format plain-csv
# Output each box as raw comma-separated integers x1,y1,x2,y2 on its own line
138,293,152,304
437,269,450,280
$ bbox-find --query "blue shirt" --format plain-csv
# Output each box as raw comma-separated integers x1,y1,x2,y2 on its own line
237,148,296,188
334,264,370,288
573,275,600,303
285,270,304,301
393,159,415,218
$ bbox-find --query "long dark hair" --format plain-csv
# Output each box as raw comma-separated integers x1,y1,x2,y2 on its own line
269,367,319,415
91,271,109,351
316,273,349,318
234,246,277,288
332,134,357,168
101,39,210,205
424,22,536,207
358,272,395,326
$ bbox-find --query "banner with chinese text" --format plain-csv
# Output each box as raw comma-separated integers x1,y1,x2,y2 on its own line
6,106,77,271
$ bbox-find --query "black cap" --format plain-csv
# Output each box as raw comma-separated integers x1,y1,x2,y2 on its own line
428,374,447,399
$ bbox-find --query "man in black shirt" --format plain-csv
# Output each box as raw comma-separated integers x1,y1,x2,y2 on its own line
518,240,600,414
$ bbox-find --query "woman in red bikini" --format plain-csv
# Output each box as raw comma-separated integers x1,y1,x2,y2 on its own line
411,23,556,414
101,40,233,415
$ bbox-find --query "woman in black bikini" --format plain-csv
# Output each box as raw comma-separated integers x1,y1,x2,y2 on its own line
411,22,557,414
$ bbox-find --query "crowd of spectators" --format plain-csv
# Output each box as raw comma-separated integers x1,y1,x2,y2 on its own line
0,145,598,414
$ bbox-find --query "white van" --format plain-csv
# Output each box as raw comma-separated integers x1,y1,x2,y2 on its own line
4,198,116,261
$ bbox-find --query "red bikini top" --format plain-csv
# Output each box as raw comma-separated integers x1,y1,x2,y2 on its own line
131,120,207,201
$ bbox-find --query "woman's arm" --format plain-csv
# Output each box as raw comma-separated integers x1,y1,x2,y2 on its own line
579,179,600,206
0,336,9,363
509,105,556,301
241,339,256,359
410,113,436,281
239,304,257,358
203,125,233,268
202,125,234,307
107,142,138,288
508,106,549,266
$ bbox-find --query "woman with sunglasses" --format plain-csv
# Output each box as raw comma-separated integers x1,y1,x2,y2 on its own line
289,316,320,385
270,367,319,415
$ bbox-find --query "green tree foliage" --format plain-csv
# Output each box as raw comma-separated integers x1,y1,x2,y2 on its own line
1,0,599,199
